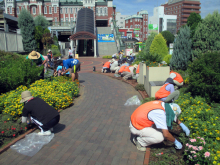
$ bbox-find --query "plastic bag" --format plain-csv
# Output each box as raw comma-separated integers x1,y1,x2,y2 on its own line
10,133,54,157
124,95,141,106
114,74,121,77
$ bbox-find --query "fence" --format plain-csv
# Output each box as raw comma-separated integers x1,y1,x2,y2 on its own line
0,31,24,52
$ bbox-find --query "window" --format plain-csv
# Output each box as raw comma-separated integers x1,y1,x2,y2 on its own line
70,8,73,13
55,17,57,22
126,26,128,28
96,7,98,14
165,7,167,10
66,17,68,22
9,6,12,14
146,34,148,38
104,8,107,15
91,7,93,11
17,7,19,14
49,6,52,14
126,20,128,23
44,6,47,14
61,18,64,25
179,5,181,7
100,8,102,14
130,25,132,28
135,18,137,21
65,8,68,13
76,8,78,13
33,7,36,15
130,19,132,22
54,6,57,13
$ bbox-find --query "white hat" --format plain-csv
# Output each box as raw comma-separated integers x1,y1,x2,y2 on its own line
48,49,51,53
20,91,34,103
169,103,181,122
133,64,138,69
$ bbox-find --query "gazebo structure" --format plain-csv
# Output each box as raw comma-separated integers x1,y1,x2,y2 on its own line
69,8,97,57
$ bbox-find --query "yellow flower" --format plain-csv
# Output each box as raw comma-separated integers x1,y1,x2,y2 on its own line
216,137,220,140
213,161,217,164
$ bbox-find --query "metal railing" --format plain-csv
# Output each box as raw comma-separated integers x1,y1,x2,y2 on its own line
112,19,125,52
49,21,76,27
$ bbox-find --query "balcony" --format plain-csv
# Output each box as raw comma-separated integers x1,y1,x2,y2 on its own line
182,9,200,14
182,5,201,9
48,21,76,28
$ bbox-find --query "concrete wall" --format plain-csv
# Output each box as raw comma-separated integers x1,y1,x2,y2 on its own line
0,31,24,52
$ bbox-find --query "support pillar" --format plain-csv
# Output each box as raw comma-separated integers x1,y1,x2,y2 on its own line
94,39,97,58
70,39,73,50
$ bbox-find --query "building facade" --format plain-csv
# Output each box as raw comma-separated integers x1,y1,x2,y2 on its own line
162,0,201,31
149,6,177,35
115,12,128,28
4,0,116,27
124,10,148,42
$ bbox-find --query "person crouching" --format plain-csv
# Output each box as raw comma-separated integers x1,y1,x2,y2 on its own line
129,101,190,151
20,91,60,136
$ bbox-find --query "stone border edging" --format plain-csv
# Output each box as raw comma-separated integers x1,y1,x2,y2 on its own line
93,71,151,165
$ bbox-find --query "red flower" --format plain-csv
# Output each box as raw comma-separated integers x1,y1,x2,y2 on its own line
7,129,9,130
1,131,4,134
21,128,22,129
13,134,16,137
11,126,13,127
25,127,27,129
14,128,16,130
4,121,7,123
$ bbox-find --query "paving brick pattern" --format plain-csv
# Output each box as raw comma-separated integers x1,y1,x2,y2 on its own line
0,72,145,165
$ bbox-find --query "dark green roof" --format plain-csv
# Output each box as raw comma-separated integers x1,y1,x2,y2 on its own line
60,2,83,6
95,2,107,6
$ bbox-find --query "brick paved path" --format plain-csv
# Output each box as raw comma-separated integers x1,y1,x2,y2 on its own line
0,72,145,165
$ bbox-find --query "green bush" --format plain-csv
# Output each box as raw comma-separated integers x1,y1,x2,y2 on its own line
141,97,156,104
150,33,168,59
163,54,172,65
187,51,220,103
135,84,145,91
0,51,43,94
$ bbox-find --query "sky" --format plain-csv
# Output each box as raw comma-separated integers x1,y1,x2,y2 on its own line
113,0,220,19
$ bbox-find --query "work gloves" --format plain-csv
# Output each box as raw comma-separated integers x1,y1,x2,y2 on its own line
180,123,190,136
174,139,182,149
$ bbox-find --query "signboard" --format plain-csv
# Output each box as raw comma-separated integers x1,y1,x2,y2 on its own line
149,24,158,30
126,49,133,56
98,34,115,42
75,54,79,59
134,28,140,31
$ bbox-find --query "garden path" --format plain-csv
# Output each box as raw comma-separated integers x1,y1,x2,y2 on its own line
0,72,145,165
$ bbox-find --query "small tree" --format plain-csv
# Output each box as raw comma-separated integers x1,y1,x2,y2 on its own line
41,28,53,50
170,26,192,70
187,12,202,38
135,32,157,61
35,26,44,52
34,15,49,30
150,33,168,59
192,11,220,59
161,30,175,47
18,9,36,52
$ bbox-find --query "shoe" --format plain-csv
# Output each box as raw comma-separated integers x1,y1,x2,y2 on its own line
38,130,52,136
133,138,146,152
123,77,127,81
104,70,107,73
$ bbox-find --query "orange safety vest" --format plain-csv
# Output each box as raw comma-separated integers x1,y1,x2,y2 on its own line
118,65,127,73
103,61,111,68
131,101,165,130
123,66,131,72
136,65,140,74
170,71,183,83
155,83,171,100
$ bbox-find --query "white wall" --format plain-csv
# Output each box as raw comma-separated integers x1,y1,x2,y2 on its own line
115,12,128,28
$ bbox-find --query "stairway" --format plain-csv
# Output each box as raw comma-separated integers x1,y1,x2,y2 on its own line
97,27,118,56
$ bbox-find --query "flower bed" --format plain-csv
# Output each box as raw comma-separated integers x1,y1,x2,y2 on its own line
0,76,79,148
175,92,220,164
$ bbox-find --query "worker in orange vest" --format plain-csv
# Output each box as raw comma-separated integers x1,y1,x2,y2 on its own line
155,79,180,103
101,59,114,73
135,64,140,79
170,71,184,87
129,101,190,151
121,64,138,80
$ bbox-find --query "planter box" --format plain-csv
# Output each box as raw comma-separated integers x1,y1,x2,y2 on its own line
144,66,170,97
137,62,147,84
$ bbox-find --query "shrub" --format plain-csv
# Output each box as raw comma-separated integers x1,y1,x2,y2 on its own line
150,33,168,59
170,25,192,70
163,54,172,65
141,97,155,104
135,84,145,91
18,9,36,52
0,53,43,94
187,51,220,103
34,15,49,30
192,11,220,59
187,12,202,38
161,30,175,47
